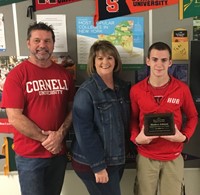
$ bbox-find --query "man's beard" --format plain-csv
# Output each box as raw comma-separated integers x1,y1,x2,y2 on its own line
31,49,52,61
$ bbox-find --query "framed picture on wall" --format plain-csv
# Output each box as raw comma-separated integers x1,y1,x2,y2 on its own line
135,65,149,83
51,54,76,80
193,16,200,41
168,64,188,84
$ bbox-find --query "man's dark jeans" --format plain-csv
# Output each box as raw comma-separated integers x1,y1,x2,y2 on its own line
15,154,67,195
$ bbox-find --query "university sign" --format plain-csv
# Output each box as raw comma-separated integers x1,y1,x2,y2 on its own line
179,0,200,19
94,0,178,25
32,0,81,11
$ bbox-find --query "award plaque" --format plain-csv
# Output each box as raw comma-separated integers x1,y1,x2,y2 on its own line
144,113,175,136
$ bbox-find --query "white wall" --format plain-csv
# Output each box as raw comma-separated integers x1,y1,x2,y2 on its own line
0,168,200,195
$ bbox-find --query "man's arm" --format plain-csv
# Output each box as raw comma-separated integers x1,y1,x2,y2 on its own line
57,101,73,137
6,108,47,142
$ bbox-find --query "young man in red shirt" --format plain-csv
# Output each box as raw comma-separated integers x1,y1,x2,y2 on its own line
130,42,198,195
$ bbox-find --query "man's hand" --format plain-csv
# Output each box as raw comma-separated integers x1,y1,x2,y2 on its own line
160,125,186,142
41,130,63,154
135,126,159,145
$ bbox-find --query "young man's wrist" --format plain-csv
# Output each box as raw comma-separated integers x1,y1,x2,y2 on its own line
183,135,188,143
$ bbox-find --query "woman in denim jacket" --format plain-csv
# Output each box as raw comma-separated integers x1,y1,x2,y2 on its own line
71,40,130,195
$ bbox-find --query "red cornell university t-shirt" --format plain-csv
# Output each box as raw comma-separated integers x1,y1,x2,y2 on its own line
2,60,74,158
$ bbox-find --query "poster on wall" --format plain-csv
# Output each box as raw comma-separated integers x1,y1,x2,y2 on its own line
179,0,200,20
172,28,189,60
36,14,68,53
193,16,200,40
76,16,144,70
51,54,76,80
0,13,6,52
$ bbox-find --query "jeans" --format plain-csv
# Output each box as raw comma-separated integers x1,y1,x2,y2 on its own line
74,165,124,195
15,154,67,195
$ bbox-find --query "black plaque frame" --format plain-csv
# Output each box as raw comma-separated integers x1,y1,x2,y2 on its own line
144,113,175,136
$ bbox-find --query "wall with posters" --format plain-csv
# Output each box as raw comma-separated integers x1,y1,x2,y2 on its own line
0,0,199,171
0,0,194,84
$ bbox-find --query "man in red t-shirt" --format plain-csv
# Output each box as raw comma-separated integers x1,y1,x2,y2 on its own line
2,22,75,195
130,42,198,195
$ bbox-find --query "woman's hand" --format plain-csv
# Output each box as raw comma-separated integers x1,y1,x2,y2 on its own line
94,169,109,183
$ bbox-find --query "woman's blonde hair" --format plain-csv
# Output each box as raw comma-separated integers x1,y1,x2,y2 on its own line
87,40,122,75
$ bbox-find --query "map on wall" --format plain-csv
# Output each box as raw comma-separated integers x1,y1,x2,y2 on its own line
76,16,144,70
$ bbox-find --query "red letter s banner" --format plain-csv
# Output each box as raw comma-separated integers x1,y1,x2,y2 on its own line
94,0,129,26
106,0,119,13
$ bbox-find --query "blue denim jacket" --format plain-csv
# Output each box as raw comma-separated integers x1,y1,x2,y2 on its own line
72,73,130,173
